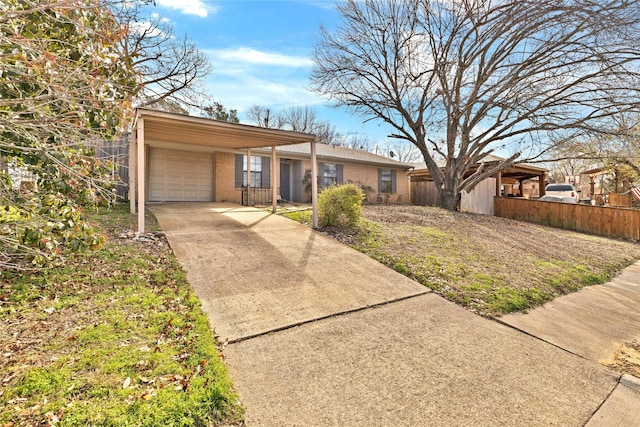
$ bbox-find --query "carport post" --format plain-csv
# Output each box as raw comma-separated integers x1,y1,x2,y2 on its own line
136,116,145,234
129,130,136,214
272,146,277,213
246,148,251,206
311,138,318,228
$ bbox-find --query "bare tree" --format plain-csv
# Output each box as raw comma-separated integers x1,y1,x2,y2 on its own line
548,113,640,181
246,105,338,144
113,1,212,110
246,105,282,128
335,133,375,151
387,142,422,163
311,0,640,210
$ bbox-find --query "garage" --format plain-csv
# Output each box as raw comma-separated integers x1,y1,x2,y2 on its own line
148,148,214,202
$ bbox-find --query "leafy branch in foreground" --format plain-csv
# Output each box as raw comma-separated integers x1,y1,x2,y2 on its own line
1,1,137,268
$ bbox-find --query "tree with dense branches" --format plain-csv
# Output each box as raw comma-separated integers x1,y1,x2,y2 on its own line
246,105,338,144
311,0,640,210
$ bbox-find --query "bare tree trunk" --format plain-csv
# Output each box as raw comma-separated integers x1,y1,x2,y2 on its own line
440,189,461,211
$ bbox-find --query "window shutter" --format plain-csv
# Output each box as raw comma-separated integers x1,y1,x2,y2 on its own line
336,164,344,184
318,162,324,188
391,170,397,193
261,156,270,189
378,169,383,193
235,154,244,188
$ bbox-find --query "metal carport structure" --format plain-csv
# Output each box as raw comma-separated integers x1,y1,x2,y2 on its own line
128,108,318,233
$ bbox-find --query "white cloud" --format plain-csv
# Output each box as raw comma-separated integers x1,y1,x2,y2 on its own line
203,47,320,122
128,21,166,38
207,47,314,68
206,74,322,114
305,1,338,11
155,0,212,18
150,12,170,23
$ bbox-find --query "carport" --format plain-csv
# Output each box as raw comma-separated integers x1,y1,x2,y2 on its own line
128,108,318,232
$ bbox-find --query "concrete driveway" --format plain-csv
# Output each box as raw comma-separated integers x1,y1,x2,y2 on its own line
152,202,640,426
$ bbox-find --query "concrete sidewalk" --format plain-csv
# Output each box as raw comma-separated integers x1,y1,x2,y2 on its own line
501,261,640,426
152,203,640,426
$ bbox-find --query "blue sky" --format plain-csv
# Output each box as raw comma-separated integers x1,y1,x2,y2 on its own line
144,0,398,149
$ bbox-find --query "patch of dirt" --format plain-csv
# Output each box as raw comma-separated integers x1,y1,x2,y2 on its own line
360,204,635,262
325,206,640,302
604,339,640,378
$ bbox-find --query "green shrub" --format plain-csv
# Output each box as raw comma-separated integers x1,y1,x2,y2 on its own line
318,183,364,227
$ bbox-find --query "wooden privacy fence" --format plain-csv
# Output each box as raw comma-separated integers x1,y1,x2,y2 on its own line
411,180,439,206
494,197,640,241
609,193,632,208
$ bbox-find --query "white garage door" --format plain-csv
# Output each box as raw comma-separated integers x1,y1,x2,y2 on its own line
148,148,213,202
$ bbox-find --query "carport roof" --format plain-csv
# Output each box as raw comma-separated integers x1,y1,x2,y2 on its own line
135,108,316,149
410,155,548,182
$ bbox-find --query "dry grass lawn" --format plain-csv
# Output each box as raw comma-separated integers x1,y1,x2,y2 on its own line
325,205,640,317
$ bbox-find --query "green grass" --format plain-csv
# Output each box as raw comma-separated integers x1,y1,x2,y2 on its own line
282,209,312,225
0,204,243,426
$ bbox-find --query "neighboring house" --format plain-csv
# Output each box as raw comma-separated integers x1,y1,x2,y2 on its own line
410,155,548,215
128,108,411,231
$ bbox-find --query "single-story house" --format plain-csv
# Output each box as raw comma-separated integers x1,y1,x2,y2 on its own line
128,108,412,232
410,155,548,215
248,143,412,205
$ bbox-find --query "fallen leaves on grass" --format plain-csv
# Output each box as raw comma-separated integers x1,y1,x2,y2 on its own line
0,205,242,426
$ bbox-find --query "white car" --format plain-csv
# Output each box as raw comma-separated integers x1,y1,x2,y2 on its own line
538,194,578,204
544,183,580,200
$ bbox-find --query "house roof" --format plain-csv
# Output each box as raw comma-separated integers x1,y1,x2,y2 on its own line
255,143,414,169
134,108,412,169
135,108,316,150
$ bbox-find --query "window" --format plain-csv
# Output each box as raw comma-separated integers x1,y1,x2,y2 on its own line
318,163,343,189
243,155,262,188
378,169,396,193
380,169,393,193
234,154,270,189
323,163,337,188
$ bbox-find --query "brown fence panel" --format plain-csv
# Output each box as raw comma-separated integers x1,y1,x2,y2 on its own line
494,197,640,241
610,193,632,208
411,181,439,206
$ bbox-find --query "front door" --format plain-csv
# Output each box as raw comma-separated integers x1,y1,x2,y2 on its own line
280,161,291,201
